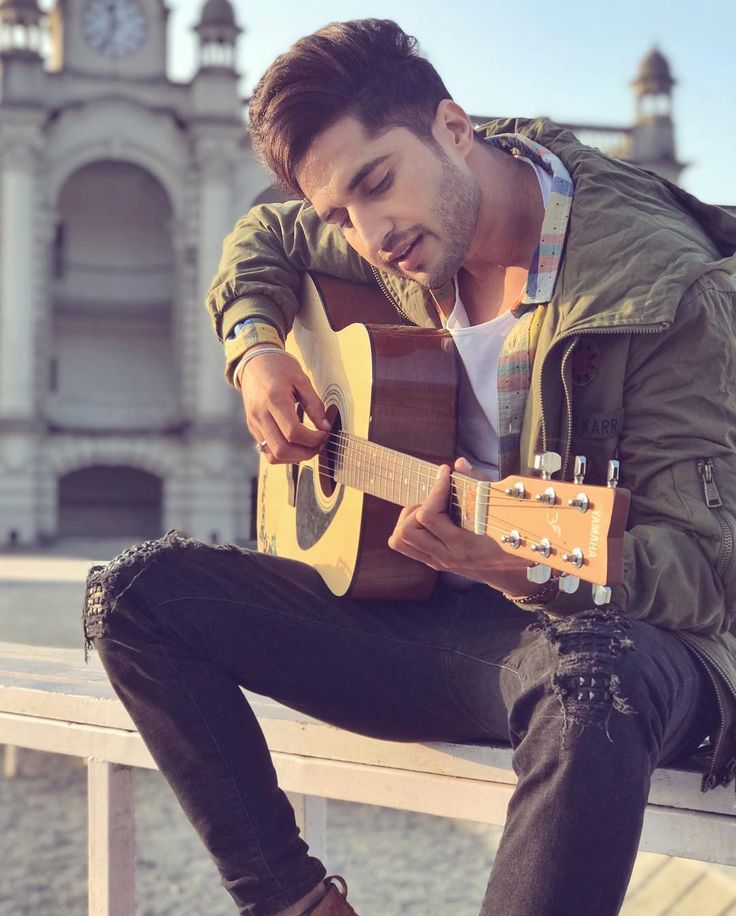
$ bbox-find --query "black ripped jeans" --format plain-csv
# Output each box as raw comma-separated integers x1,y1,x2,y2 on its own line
84,533,716,916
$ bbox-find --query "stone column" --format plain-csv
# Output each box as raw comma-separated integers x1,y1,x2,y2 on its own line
185,132,248,544
193,136,239,424
0,139,37,417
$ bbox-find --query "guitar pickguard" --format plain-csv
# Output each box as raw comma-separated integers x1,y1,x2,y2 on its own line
295,466,344,550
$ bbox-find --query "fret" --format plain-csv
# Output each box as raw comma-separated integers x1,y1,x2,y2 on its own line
330,432,449,508
452,474,464,528
419,460,430,501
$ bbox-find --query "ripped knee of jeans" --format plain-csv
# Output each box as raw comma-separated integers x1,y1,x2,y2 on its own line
82,529,195,662
528,609,637,744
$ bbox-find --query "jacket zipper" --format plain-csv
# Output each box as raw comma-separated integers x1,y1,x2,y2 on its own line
684,459,736,789
537,322,669,479
559,340,577,480
697,458,735,578
672,631,734,790
370,267,417,325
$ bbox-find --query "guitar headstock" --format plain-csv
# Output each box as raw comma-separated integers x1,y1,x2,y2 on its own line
473,454,630,594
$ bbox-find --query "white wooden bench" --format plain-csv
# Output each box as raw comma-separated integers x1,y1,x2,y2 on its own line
1,640,735,915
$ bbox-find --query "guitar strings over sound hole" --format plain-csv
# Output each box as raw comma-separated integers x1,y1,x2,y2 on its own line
317,404,342,498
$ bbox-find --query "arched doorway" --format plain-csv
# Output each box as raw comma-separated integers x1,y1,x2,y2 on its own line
50,160,176,431
58,466,163,539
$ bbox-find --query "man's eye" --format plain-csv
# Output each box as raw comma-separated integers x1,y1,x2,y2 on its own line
368,174,392,195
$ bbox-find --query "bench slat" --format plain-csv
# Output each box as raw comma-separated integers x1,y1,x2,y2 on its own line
3,708,734,867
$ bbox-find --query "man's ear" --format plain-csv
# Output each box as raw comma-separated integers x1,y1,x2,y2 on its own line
432,100,475,157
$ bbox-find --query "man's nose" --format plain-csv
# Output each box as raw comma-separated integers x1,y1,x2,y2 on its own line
352,208,393,257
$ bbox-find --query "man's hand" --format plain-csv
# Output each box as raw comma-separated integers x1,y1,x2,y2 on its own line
241,349,331,463
388,457,536,595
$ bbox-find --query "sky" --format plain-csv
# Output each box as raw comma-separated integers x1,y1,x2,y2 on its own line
165,0,735,205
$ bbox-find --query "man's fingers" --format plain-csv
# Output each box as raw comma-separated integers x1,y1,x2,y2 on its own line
388,521,445,568
391,502,448,557
241,351,330,463
453,456,492,481
294,379,331,433
269,396,328,450
415,465,452,527
256,415,322,464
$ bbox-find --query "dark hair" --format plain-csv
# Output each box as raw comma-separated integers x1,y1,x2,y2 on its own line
248,19,452,196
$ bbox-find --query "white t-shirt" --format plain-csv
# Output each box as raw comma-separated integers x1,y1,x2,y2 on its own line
444,157,552,481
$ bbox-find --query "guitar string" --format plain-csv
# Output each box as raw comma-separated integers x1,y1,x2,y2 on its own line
314,436,601,565
318,434,591,519
315,447,598,576
318,433,596,512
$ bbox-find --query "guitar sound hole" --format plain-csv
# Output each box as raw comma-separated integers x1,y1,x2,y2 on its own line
318,405,341,498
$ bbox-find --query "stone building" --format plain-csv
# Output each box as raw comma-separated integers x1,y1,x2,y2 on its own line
0,4,693,546
0,0,272,546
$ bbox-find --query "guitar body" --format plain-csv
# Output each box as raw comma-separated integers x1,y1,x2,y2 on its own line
256,273,457,600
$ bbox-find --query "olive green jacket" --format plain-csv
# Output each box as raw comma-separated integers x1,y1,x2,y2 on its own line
206,118,736,787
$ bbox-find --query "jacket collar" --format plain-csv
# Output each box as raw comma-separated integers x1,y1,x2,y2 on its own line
378,118,736,334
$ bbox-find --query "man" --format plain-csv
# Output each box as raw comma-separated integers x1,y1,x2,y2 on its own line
84,19,736,916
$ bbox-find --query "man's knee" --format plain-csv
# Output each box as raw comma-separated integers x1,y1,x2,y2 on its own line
82,530,200,659
525,609,642,743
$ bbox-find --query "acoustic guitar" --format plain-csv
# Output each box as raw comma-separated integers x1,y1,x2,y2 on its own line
256,273,629,602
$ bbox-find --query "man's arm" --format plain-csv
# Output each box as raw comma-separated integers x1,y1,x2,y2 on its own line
205,199,376,461
205,199,375,385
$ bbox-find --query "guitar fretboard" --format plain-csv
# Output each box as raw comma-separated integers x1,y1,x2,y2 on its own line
327,431,487,534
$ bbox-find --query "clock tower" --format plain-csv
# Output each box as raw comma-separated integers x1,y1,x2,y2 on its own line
48,0,169,78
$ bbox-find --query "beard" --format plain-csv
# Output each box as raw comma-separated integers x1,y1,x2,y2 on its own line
381,148,481,289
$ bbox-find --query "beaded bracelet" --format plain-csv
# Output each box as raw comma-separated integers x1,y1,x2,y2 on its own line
505,573,561,605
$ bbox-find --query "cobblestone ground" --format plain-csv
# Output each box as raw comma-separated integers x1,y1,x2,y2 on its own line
1,547,735,915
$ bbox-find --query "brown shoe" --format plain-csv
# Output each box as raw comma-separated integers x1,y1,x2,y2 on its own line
307,876,358,915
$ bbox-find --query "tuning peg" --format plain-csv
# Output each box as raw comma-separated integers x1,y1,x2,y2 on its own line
558,574,580,594
503,481,526,499
527,563,552,584
592,584,612,606
607,460,620,489
567,493,589,513
573,456,587,485
535,486,557,507
533,452,562,481
500,530,522,549
530,537,552,558
562,547,584,569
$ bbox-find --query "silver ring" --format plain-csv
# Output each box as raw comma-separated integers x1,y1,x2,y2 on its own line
255,439,268,453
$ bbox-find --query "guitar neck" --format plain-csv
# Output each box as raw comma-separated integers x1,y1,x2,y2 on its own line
330,431,477,529
326,430,629,589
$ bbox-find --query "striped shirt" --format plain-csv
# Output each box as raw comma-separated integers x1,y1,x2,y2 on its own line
486,134,574,473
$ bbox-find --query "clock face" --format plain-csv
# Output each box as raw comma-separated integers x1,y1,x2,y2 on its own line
82,0,148,59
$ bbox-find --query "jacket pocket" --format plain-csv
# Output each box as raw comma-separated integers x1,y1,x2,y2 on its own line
697,458,735,580
671,455,736,624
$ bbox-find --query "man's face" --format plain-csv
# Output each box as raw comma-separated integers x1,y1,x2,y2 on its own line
296,115,481,289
